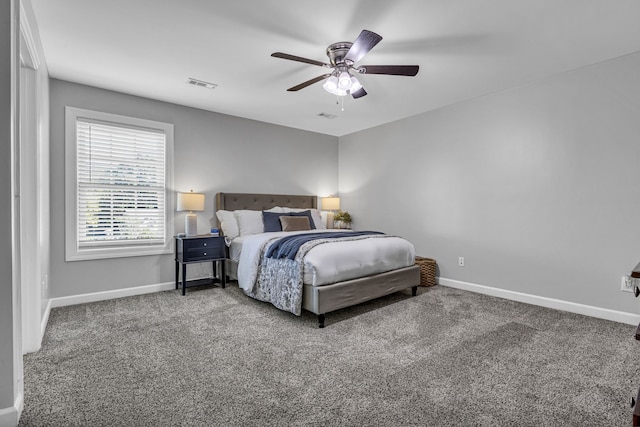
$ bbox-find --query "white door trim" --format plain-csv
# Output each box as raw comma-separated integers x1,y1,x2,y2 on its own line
18,3,41,355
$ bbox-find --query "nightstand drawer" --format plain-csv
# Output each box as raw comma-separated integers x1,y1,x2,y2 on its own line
186,246,224,260
183,237,224,251
176,236,225,262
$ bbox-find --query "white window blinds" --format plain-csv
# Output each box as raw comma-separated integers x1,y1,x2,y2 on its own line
76,119,167,247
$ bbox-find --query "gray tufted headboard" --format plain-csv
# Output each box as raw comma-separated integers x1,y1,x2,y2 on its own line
215,192,317,222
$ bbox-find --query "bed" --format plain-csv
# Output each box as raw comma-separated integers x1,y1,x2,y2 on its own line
216,192,420,327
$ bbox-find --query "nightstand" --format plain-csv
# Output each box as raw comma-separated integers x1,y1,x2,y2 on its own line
175,235,226,295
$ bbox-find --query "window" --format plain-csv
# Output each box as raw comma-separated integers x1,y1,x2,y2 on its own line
65,107,174,260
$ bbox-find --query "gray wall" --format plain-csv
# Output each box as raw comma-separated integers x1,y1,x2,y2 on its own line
339,51,640,314
49,79,338,298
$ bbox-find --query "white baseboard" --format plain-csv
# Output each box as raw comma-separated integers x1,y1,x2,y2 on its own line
50,281,176,309
0,392,22,427
439,277,640,326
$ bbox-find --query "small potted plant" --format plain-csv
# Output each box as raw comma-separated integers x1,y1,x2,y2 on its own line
333,210,352,229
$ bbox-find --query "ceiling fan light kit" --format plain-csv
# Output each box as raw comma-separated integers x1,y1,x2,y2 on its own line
322,71,362,97
272,29,419,105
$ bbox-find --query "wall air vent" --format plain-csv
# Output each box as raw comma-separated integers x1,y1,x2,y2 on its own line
318,112,337,119
186,78,218,90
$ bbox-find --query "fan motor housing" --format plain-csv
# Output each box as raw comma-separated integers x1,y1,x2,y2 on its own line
326,42,353,67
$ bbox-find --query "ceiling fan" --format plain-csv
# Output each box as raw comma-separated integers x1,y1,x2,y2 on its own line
271,29,419,99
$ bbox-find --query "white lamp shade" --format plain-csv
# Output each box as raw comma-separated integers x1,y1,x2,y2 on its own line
177,192,205,212
321,197,340,211
338,71,351,89
323,75,338,93
350,76,362,92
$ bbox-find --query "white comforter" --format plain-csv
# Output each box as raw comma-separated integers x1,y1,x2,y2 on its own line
236,230,415,292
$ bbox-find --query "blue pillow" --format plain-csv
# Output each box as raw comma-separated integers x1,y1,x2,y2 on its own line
288,210,316,229
263,210,317,232
262,211,284,232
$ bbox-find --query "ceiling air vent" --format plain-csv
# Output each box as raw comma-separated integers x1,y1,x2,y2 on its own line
318,112,337,119
186,78,217,90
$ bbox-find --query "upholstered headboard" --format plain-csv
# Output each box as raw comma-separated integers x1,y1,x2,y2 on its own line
215,192,317,212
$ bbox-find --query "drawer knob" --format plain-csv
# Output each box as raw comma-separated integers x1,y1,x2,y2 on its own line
203,252,207,256
204,243,207,246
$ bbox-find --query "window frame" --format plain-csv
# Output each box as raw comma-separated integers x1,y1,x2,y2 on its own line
65,107,174,261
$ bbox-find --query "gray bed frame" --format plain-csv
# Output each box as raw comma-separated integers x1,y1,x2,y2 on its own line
216,192,420,328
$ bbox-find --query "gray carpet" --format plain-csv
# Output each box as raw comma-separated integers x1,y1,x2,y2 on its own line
19,283,640,426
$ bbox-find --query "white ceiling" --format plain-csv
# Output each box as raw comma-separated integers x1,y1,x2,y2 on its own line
29,0,640,137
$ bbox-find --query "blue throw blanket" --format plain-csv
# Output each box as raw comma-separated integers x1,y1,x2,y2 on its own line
266,231,384,260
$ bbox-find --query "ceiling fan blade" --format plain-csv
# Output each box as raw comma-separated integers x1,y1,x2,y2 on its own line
351,87,367,99
345,30,383,64
357,65,419,76
287,74,331,92
271,52,330,68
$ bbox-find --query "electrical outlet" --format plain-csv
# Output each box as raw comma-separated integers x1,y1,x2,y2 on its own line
621,275,634,293
458,257,465,267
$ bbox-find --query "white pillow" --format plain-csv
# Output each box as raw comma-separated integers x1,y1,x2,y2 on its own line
215,210,239,240
280,207,326,230
234,210,264,236
265,206,285,213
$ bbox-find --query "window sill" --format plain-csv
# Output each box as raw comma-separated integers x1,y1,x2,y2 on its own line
66,244,173,261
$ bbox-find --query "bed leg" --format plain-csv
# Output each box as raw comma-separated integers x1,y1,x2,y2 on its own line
412,286,417,297
318,314,325,329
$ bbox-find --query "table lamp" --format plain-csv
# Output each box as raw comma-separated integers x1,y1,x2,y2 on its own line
177,190,205,236
321,196,340,228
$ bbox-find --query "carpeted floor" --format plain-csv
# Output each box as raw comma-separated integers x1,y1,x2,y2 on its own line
19,283,640,426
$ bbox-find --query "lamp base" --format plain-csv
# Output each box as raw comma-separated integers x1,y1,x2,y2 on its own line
185,213,197,236
326,211,335,229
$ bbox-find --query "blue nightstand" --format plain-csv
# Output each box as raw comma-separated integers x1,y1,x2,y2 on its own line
175,235,226,295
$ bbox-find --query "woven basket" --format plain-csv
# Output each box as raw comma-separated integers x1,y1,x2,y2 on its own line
415,256,437,287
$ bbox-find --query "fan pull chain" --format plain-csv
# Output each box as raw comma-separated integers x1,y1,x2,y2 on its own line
335,94,345,111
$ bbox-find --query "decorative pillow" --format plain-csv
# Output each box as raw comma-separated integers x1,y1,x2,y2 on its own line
215,210,239,240
233,210,264,236
312,209,326,230
281,207,325,229
288,210,316,230
263,211,285,232
280,216,311,232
